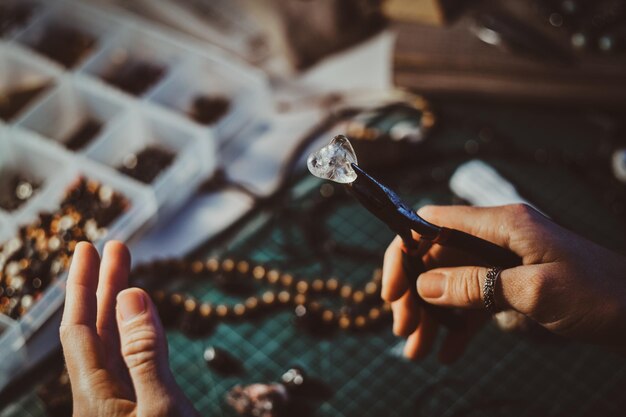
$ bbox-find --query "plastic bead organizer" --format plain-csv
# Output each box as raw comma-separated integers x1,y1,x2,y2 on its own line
0,0,270,388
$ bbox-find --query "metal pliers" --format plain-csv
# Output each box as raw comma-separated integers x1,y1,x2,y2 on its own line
348,163,522,329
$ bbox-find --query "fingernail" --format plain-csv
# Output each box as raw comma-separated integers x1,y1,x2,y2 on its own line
417,273,446,299
118,290,146,322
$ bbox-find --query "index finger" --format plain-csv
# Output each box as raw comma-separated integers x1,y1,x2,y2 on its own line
60,242,104,377
382,235,408,302
61,242,100,328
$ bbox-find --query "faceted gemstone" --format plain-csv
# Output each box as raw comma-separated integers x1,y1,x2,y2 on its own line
307,135,358,184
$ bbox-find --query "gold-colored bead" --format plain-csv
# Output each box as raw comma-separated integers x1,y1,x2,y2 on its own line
266,269,280,284
296,281,309,294
252,265,266,280
206,258,219,272
170,293,184,306
245,297,259,309
293,293,307,306
233,303,246,317
216,304,229,317
311,279,325,292
340,285,353,299
280,273,294,287
309,301,321,312
222,258,235,273
199,303,213,318
191,261,204,274
277,291,291,304
365,282,378,296
236,261,250,275
352,290,365,304
322,309,335,323
354,315,367,329
338,315,352,330
262,291,276,305
326,278,339,292
184,298,198,313
372,268,383,283
368,308,381,321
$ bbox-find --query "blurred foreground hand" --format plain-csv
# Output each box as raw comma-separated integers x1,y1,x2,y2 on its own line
60,241,200,417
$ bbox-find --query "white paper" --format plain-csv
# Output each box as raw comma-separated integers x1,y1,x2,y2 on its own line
131,30,396,259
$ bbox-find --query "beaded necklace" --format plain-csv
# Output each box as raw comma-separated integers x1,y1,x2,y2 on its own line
131,257,391,335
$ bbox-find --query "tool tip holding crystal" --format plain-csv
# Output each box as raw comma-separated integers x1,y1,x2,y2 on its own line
307,135,358,184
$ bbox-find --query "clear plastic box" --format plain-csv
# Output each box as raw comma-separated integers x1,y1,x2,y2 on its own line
147,54,270,144
0,42,62,122
16,76,128,152
79,26,183,98
0,128,159,388
0,1,42,40
0,0,269,390
85,104,216,217
14,1,117,69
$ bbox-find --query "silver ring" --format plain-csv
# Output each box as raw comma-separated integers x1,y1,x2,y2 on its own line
483,267,503,315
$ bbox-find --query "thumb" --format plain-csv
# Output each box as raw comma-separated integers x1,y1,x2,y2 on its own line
116,288,178,408
416,265,539,314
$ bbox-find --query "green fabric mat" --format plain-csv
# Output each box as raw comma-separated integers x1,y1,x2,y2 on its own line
3,101,626,417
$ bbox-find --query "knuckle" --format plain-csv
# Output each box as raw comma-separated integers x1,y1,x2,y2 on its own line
452,268,482,305
506,204,537,225
121,328,160,372
59,324,72,344
523,269,551,313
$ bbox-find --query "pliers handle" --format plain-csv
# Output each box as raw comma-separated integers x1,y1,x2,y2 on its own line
347,163,522,329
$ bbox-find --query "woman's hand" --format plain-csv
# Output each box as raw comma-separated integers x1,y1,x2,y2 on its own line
60,241,201,417
382,204,626,363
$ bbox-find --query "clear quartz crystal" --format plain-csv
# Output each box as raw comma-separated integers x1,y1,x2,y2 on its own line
307,135,358,184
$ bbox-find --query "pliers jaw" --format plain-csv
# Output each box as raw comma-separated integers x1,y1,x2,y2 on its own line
347,163,441,242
